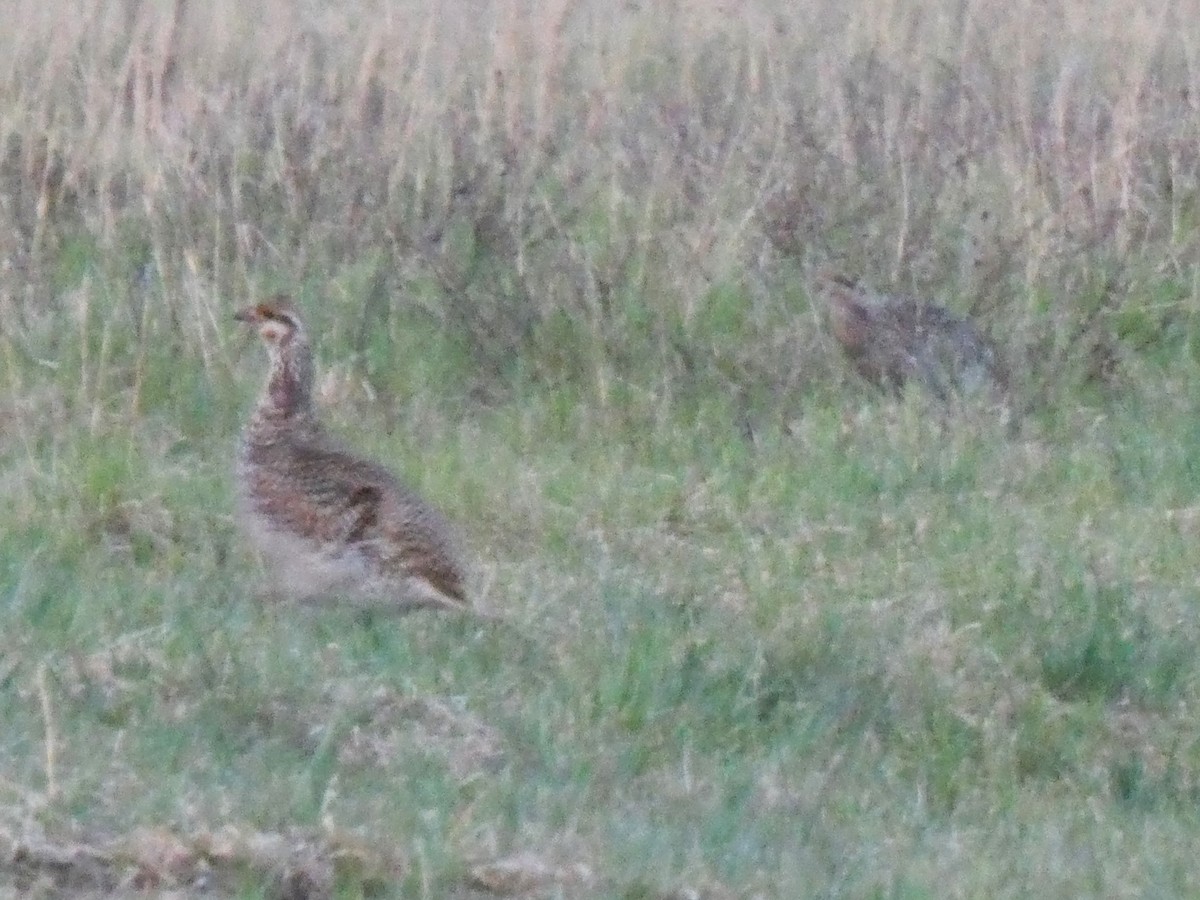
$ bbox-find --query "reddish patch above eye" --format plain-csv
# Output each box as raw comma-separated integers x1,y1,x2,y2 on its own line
256,299,297,324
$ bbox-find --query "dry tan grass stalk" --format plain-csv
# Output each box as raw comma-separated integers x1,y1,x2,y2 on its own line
36,662,58,802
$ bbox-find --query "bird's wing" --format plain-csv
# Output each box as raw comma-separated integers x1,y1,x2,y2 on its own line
342,484,384,544
376,510,468,605
290,438,469,604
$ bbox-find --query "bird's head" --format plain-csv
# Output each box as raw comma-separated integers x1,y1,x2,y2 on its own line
813,272,872,354
233,296,306,351
234,296,314,415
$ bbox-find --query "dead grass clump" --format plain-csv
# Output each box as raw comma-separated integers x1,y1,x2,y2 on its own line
467,850,595,896
0,821,408,897
335,686,505,782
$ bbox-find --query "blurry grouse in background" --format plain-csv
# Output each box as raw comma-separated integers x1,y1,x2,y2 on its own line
816,272,1007,402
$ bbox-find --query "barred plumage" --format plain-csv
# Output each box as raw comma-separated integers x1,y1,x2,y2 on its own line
233,296,468,613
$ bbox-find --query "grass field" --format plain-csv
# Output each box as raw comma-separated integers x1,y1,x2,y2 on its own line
4,0,1200,896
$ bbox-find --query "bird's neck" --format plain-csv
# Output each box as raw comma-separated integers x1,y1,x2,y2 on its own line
258,341,315,422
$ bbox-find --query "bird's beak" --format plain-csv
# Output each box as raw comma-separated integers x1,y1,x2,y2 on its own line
233,307,259,323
